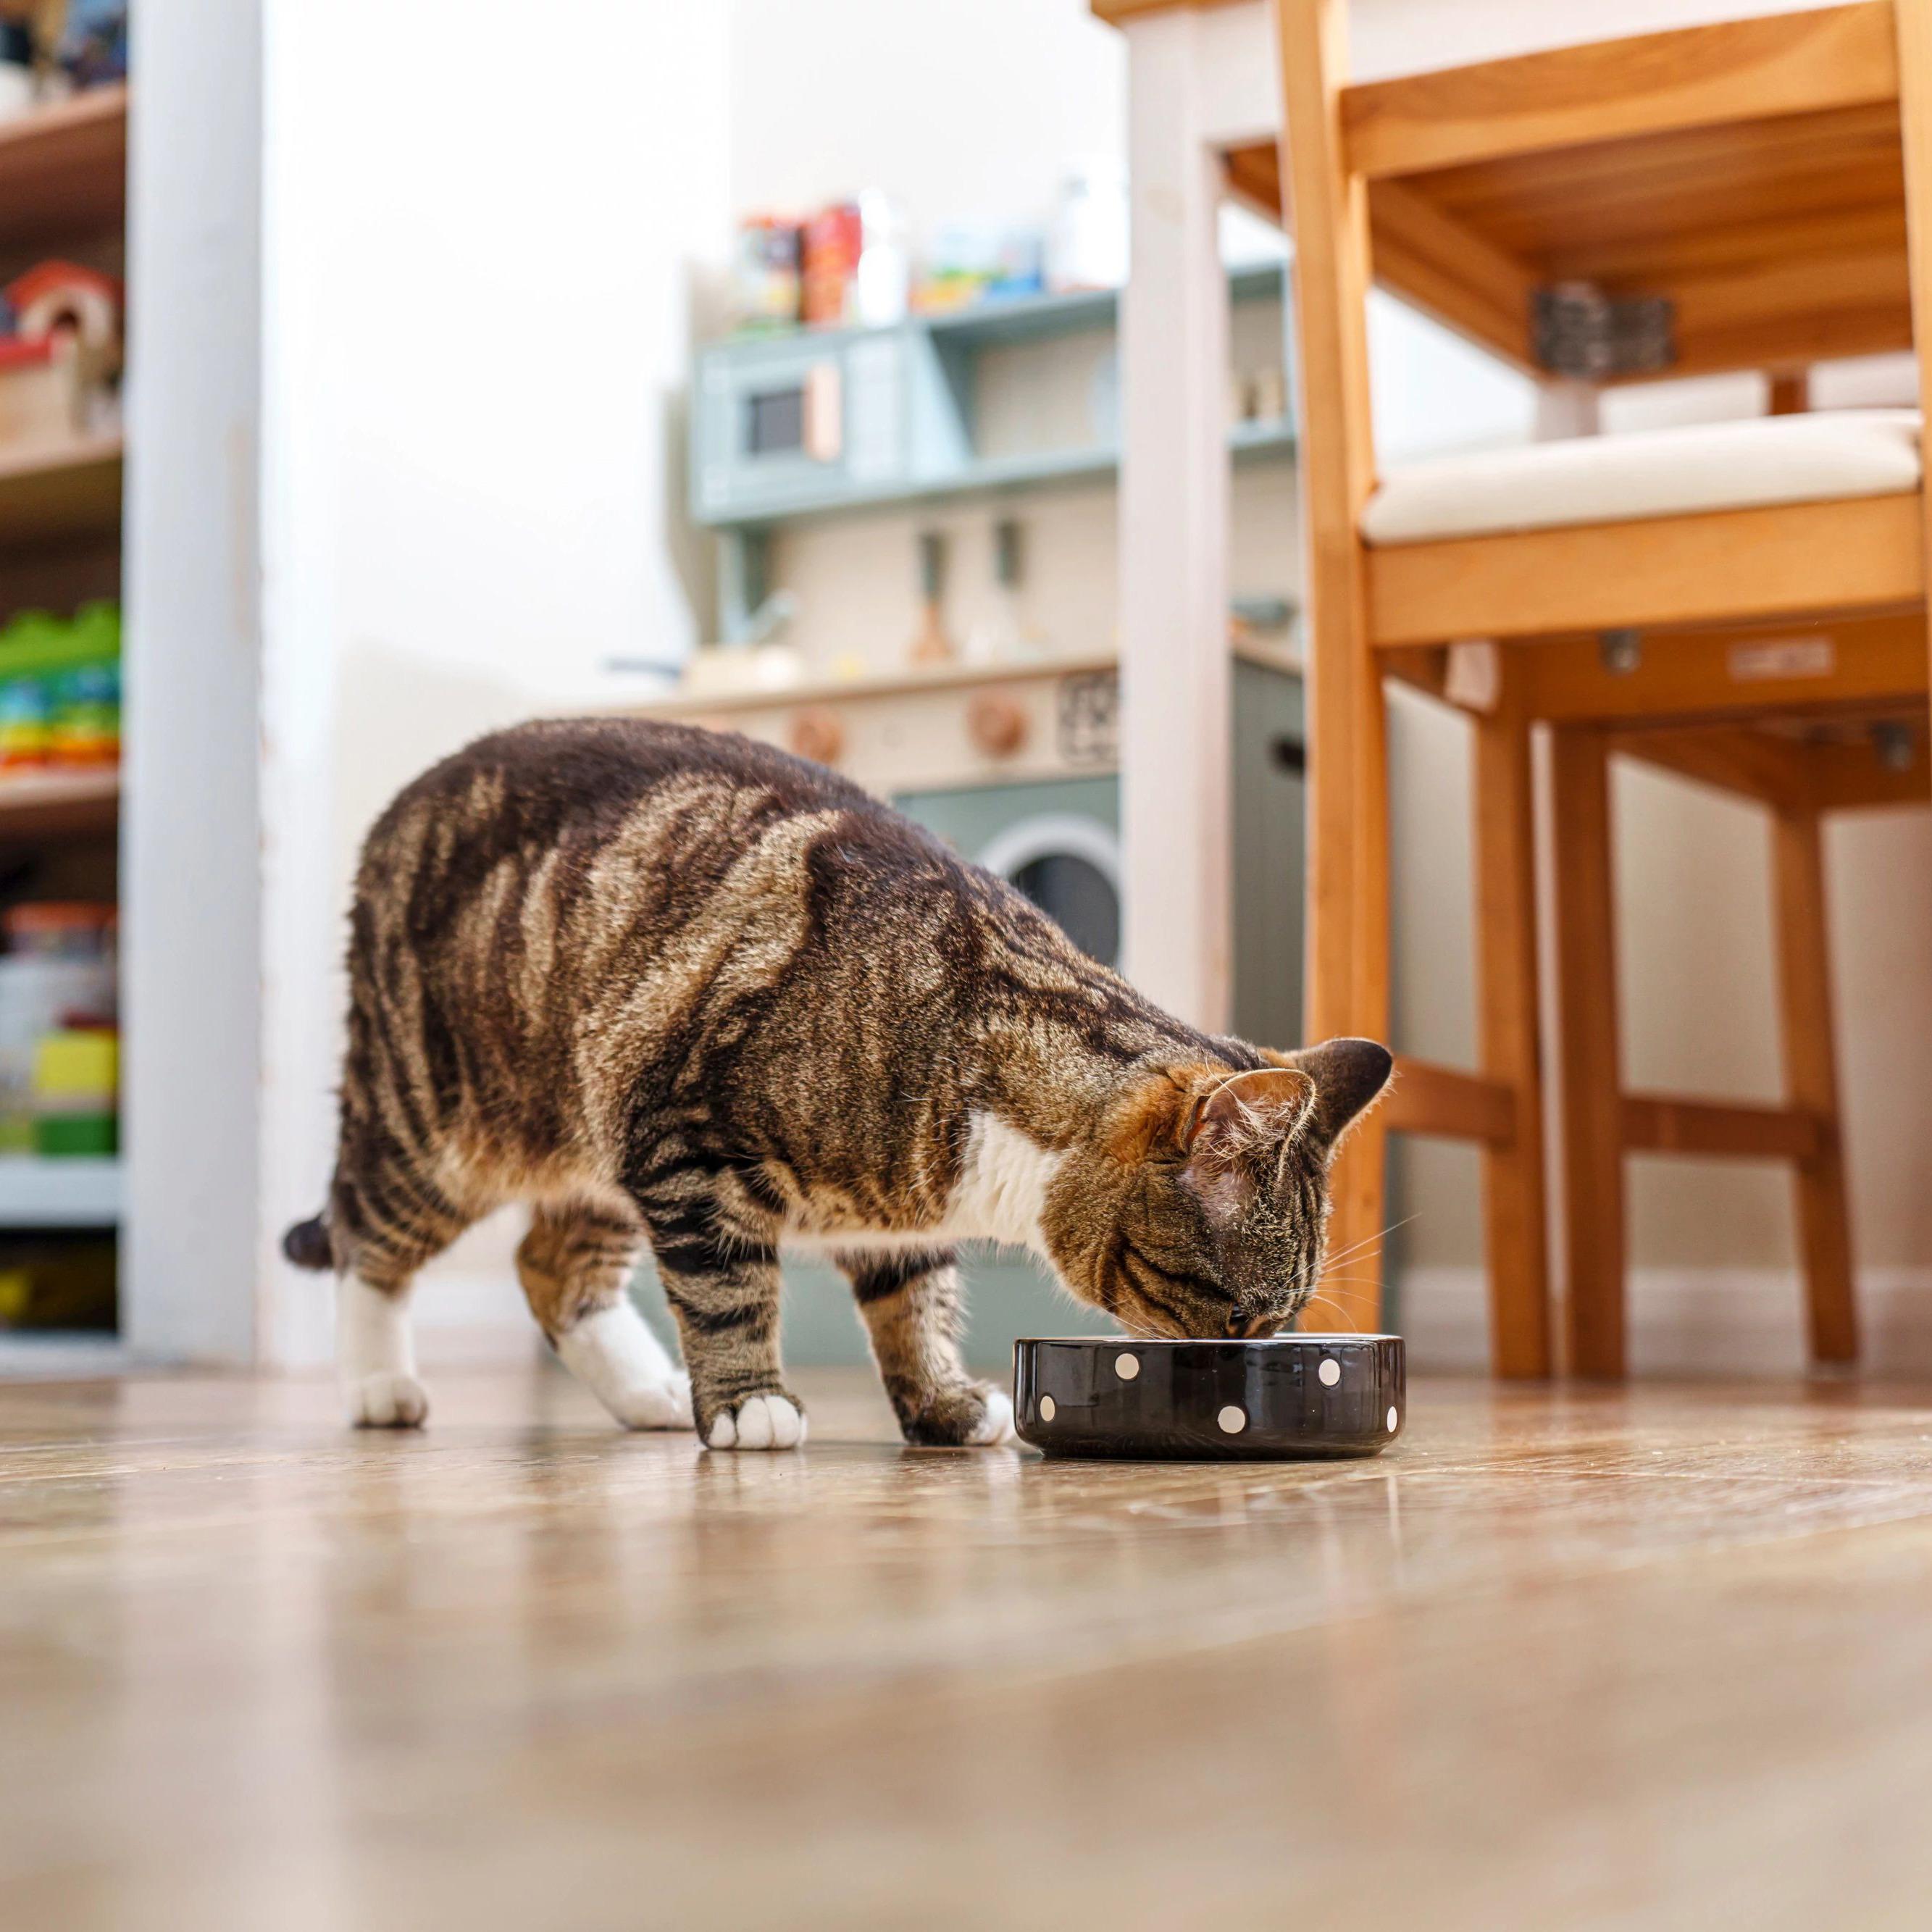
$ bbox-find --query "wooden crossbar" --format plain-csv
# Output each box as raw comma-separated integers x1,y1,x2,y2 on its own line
1381,1056,1518,1145
1621,1092,1824,1161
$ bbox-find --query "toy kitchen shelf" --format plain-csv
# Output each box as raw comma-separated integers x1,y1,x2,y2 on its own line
0,86,129,1367
693,262,1294,639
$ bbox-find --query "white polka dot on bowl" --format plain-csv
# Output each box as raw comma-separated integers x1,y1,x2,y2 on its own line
1039,1395,1055,1421
1114,1352,1139,1381
1387,1406,1400,1432
1217,1405,1246,1434
1318,1358,1341,1387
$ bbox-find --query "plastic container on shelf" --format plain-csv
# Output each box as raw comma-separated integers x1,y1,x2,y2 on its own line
1047,156,1130,294
0,960,112,1150
851,191,910,329
33,1026,117,1155
731,213,803,334
0,602,121,771
915,222,1046,314
801,201,863,327
0,669,51,766
0,905,117,1153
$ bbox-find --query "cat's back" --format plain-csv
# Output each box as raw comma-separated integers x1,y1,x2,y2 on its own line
349,715,966,971
358,716,895,898
372,716,871,850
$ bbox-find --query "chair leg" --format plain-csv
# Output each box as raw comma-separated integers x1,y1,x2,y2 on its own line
1303,664,1391,1334
1770,805,1859,1366
1473,698,1552,1377
1550,725,1626,1379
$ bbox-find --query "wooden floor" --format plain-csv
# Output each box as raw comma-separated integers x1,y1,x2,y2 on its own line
7,1366,1932,1930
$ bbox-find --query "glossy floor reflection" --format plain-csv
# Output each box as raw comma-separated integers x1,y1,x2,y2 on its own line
6,1366,1932,1928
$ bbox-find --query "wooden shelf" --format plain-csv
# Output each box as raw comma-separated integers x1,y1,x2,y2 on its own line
0,766,117,840
0,435,122,550
0,85,127,255
0,1155,120,1227
0,90,130,1351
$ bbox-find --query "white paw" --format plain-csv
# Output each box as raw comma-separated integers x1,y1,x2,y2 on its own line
706,1392,807,1452
967,1387,1016,1445
609,1370,693,1431
346,1371,429,1429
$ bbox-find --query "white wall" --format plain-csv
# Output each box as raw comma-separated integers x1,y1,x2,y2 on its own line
256,0,732,1366
730,0,1126,251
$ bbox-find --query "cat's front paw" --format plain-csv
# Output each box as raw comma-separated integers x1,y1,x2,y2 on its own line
900,1381,1015,1447
967,1387,1016,1444
705,1389,807,1452
346,1371,430,1429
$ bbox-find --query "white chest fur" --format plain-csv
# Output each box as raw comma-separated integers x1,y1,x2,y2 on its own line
944,1111,1060,1253
784,1111,1061,1259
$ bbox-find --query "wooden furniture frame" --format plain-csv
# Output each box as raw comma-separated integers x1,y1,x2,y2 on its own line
1272,0,1932,1375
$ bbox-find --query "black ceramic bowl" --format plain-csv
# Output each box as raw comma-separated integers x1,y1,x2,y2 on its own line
1012,1334,1404,1460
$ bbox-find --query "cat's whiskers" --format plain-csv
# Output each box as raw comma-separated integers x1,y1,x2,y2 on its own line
1295,1290,1352,1324
1318,1214,1416,1275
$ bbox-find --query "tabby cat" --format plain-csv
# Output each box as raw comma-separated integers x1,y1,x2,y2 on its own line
285,719,1392,1451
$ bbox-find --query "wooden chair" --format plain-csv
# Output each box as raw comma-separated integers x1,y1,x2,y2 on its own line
1276,0,1932,1375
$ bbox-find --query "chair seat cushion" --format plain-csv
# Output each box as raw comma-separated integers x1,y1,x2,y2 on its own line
1361,409,1924,547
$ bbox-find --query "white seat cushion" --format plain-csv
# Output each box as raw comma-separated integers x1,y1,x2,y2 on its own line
1361,409,1923,547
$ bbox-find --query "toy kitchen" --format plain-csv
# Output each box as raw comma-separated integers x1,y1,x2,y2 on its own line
624,194,1311,1048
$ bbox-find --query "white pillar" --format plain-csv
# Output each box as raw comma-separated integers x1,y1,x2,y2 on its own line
122,0,266,1363
1118,11,1233,1033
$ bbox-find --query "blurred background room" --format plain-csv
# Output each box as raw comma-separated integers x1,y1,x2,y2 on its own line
7,4,1932,1928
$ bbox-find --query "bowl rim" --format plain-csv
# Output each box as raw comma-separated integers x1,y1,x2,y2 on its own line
1014,1333,1402,1348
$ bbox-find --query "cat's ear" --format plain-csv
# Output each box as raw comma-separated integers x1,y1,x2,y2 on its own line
1181,1066,1318,1166
1175,1067,1317,1221
1265,1038,1394,1155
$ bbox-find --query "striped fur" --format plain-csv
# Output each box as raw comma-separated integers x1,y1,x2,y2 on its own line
288,719,1392,1447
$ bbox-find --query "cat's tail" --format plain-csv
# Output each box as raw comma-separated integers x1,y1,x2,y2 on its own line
282,1213,336,1271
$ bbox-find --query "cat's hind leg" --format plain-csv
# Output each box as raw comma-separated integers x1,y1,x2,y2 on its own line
840,1247,1014,1447
330,1161,475,1429
517,1202,691,1430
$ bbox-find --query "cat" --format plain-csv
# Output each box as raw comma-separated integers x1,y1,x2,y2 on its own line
284,718,1392,1451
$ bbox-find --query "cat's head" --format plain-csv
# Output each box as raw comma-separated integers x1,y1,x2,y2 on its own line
1042,1038,1394,1339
